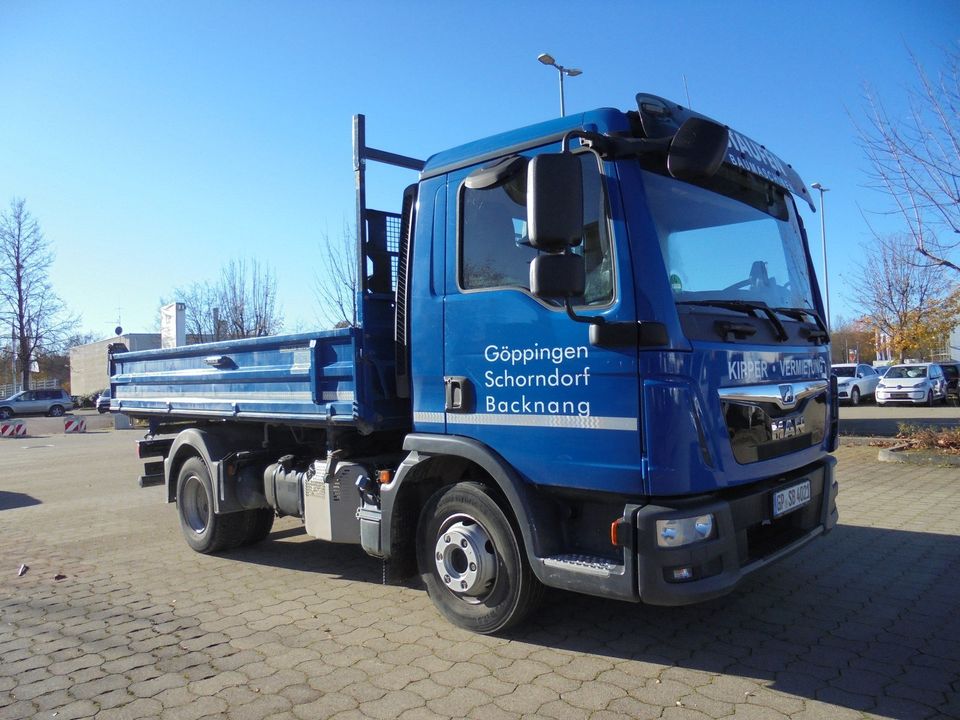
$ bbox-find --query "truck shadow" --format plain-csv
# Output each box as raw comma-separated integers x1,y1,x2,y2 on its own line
0,490,41,511
231,522,957,716
513,523,959,717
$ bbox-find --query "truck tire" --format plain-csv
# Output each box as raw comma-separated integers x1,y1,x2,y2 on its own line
176,457,247,554
242,508,276,546
416,482,542,634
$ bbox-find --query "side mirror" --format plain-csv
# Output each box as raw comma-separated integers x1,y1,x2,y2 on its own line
667,117,729,182
530,254,585,299
527,153,583,251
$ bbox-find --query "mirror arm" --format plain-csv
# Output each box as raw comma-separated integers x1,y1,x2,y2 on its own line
560,130,669,160
564,298,602,325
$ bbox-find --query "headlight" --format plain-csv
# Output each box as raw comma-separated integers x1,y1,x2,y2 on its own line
656,514,715,548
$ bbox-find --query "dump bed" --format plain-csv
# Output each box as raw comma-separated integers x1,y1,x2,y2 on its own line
109,328,408,432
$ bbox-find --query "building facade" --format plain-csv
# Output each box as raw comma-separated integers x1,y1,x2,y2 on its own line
69,334,161,397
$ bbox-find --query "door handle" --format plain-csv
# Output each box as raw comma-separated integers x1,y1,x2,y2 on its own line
444,376,473,413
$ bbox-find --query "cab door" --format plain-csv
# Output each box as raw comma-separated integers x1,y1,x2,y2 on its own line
441,150,643,494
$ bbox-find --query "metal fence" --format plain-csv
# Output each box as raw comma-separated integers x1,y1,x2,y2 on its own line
0,378,61,398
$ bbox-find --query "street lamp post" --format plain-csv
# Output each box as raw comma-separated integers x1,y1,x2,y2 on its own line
811,182,831,332
537,53,581,117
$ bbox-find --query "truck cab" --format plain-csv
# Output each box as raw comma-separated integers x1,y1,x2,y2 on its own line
381,93,837,626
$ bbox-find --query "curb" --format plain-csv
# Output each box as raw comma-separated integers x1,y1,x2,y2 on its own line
877,442,960,466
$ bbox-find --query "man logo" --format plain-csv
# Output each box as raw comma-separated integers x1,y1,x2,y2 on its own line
779,384,795,407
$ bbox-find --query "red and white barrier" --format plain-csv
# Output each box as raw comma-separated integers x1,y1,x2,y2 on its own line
1,420,26,437
64,417,87,433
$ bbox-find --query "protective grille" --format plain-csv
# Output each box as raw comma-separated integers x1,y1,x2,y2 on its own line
364,209,402,294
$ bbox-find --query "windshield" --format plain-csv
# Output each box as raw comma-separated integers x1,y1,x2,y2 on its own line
832,367,855,378
885,366,927,379
640,169,817,313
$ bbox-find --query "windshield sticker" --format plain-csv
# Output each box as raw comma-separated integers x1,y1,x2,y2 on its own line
483,343,592,417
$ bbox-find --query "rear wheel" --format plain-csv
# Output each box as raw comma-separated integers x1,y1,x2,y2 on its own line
417,482,542,634
176,457,248,553
48,405,65,417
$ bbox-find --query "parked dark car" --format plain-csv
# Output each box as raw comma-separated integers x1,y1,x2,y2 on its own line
939,361,960,406
0,388,74,419
96,389,112,413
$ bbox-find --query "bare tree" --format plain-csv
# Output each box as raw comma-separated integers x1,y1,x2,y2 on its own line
172,258,282,341
313,224,358,329
170,281,220,343
847,234,960,362
218,259,281,338
858,46,960,272
0,198,75,389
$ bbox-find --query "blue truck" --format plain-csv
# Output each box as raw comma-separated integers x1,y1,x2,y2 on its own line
113,93,838,634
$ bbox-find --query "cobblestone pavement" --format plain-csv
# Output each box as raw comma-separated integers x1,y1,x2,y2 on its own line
2,430,958,719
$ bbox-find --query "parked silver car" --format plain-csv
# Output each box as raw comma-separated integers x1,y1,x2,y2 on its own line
831,363,881,405
0,388,74,419
875,363,947,406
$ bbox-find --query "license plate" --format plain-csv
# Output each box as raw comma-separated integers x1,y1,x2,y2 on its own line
772,480,811,518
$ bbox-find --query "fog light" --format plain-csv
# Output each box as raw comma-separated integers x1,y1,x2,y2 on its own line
671,566,694,581
656,514,715,548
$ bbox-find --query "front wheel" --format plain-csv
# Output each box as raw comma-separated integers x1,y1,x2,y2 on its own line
926,390,934,407
242,508,276,546
0,407,12,420
849,387,860,406
176,457,248,553
417,482,542,634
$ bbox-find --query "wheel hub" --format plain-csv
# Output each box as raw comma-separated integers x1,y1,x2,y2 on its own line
434,518,496,598
181,475,209,534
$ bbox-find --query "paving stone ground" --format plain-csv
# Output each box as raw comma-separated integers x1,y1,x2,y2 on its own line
1,429,958,719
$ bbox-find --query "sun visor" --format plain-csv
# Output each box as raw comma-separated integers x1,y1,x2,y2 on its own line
635,93,816,211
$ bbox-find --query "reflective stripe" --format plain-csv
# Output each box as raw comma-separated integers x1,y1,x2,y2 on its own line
117,388,314,401
414,411,636,431
320,391,356,402
413,412,445,424
116,389,355,403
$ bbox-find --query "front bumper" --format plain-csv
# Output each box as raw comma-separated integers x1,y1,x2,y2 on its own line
634,455,838,605
876,388,929,403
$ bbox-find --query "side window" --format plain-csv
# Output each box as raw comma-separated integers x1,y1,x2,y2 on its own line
459,152,613,305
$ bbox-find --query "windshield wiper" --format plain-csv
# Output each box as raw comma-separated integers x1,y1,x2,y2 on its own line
677,300,788,342
772,307,830,344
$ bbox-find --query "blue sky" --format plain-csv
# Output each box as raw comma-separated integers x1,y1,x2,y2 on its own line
1,0,958,339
